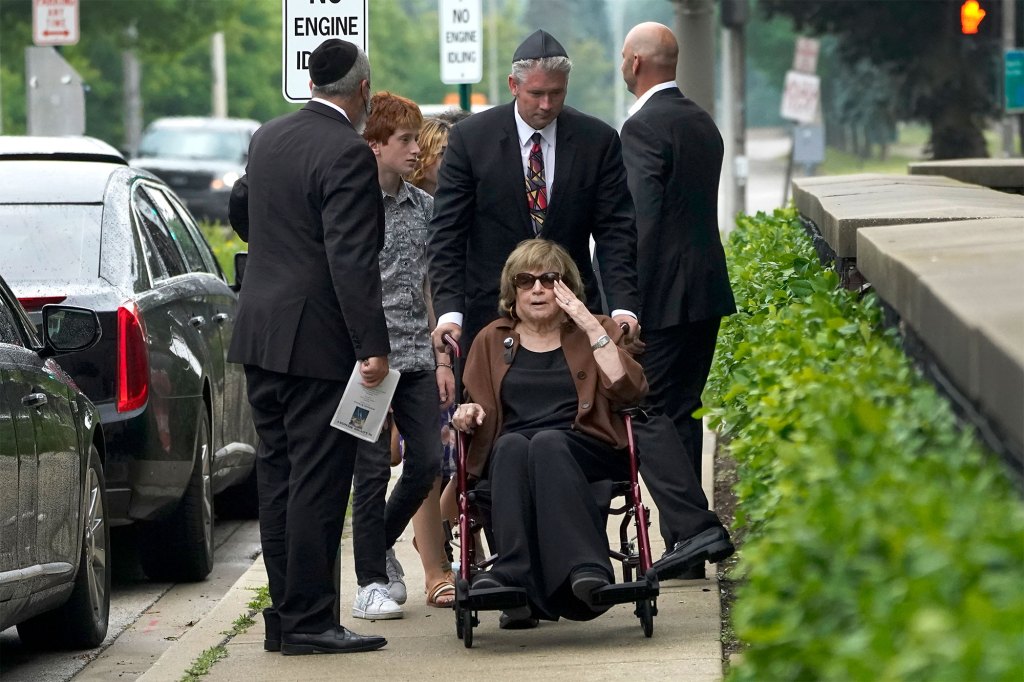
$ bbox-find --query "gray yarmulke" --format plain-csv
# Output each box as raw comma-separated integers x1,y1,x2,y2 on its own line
512,29,568,62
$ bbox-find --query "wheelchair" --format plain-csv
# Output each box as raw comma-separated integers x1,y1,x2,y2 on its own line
442,334,659,649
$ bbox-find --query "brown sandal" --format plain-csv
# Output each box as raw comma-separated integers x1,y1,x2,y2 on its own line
426,579,455,608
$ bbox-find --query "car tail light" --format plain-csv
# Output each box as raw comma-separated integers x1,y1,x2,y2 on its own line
117,301,150,412
17,295,67,311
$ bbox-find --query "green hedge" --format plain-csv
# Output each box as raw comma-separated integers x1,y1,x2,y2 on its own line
705,208,1024,681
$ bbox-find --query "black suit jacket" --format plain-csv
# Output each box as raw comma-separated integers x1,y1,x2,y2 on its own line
620,88,736,329
427,101,639,343
227,101,390,381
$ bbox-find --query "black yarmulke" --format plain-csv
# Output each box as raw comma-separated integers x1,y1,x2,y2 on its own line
309,39,358,86
512,30,568,62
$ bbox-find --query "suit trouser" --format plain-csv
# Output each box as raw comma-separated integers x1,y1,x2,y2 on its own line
635,318,723,549
639,318,722,479
244,366,356,635
352,370,441,586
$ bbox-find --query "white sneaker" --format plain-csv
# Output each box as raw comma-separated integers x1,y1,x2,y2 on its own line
385,547,407,605
352,582,403,620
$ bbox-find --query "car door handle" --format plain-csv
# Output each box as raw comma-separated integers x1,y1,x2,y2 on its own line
22,392,48,408
212,313,229,324
189,315,206,328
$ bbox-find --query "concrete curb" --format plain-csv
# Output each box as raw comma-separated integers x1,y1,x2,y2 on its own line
138,556,268,682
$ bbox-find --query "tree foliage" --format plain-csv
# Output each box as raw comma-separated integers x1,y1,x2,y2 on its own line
759,0,1014,159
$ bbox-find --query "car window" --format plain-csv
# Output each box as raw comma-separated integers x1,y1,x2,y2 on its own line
0,295,24,346
0,204,103,282
145,187,208,273
137,128,248,162
133,186,186,280
163,191,224,278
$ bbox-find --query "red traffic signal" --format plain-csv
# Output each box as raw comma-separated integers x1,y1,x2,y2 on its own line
961,0,987,34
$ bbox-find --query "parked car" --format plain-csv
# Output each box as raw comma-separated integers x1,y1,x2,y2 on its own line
129,117,260,224
0,136,258,582
0,274,109,648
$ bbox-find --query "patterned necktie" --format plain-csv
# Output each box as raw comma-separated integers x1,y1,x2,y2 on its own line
525,132,547,236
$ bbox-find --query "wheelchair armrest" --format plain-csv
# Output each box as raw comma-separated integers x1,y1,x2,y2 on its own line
617,406,649,422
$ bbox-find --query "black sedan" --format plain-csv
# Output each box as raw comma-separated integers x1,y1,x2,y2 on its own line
0,274,109,648
0,136,258,582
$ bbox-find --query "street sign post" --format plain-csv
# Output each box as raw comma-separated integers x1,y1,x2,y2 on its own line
439,0,482,85
32,0,79,47
282,0,367,103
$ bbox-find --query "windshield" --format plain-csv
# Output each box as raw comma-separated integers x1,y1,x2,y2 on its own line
137,127,248,162
0,204,103,282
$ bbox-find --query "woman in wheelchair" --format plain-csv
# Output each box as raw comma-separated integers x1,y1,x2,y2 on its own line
451,239,648,628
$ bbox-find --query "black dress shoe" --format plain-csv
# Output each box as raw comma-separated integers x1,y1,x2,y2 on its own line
499,608,539,630
280,626,387,655
570,568,611,607
263,608,281,652
470,573,505,590
651,526,735,581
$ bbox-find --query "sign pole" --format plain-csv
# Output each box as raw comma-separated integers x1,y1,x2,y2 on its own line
459,83,471,112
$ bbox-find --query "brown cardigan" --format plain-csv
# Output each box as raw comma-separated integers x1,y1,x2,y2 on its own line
461,315,649,478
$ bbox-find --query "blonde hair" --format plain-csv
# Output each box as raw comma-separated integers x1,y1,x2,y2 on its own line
498,239,584,319
408,117,451,190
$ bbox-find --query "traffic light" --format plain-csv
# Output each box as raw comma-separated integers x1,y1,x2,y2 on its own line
960,0,987,34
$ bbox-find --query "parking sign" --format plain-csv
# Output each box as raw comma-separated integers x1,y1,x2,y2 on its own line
33,0,79,47
282,0,368,103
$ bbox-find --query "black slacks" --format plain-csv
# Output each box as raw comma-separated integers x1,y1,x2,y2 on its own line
244,366,356,635
639,317,722,479
635,318,724,549
488,429,627,621
352,370,441,586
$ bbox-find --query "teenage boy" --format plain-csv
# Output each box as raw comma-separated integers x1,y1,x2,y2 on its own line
350,92,455,619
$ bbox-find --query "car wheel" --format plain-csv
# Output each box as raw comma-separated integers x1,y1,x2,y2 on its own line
18,445,110,649
214,464,259,519
141,409,215,582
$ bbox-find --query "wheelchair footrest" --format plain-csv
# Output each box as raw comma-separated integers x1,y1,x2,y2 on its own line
463,585,529,611
590,576,659,606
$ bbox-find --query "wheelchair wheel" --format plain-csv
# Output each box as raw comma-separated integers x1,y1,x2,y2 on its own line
462,608,474,648
455,604,464,639
637,598,655,638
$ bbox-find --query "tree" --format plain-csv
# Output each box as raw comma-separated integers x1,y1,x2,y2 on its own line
760,0,1009,159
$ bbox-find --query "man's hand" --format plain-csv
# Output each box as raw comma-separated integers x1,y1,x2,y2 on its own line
359,356,390,387
613,313,641,341
436,365,455,410
432,321,462,355
612,314,645,355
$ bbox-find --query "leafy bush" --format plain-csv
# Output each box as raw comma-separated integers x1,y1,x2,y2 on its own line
199,221,242,282
706,208,1024,681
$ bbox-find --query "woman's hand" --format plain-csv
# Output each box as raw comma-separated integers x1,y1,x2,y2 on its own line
452,403,486,432
552,279,602,335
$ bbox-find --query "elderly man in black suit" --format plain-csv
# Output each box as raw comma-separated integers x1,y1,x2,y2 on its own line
228,39,389,655
619,22,737,580
427,29,641,354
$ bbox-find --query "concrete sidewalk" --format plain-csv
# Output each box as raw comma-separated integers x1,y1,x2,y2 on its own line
141,428,725,682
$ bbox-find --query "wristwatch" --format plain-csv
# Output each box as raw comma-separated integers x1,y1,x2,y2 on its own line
591,334,611,350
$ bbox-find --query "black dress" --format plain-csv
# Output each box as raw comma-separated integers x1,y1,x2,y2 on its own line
486,347,628,621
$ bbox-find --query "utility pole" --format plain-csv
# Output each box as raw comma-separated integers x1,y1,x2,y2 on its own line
720,0,749,227
211,32,227,118
673,0,716,118
122,22,141,157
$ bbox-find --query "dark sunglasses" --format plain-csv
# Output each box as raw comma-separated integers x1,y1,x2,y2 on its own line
513,272,561,290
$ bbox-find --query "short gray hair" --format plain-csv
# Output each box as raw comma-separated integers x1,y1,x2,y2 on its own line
511,56,572,84
312,49,370,99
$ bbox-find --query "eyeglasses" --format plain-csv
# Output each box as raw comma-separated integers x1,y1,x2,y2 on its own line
513,272,561,290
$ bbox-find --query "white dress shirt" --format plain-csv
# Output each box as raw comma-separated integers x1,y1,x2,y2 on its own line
626,80,678,118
